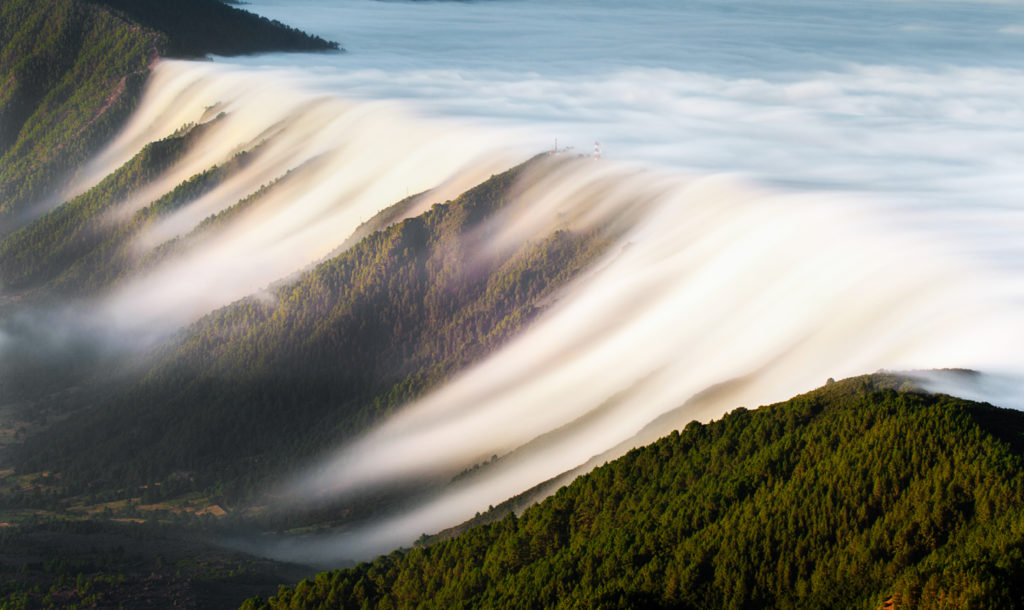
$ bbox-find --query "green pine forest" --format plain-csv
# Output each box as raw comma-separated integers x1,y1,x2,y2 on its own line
86,0,339,58
245,375,1024,609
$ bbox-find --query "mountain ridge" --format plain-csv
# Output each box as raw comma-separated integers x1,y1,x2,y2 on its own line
9,158,615,504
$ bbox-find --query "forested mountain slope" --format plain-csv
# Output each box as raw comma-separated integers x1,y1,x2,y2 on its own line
12,160,613,498
0,0,336,226
90,0,339,58
0,0,163,223
246,375,1024,609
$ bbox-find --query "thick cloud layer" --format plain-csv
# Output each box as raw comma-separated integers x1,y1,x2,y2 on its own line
228,0,1024,267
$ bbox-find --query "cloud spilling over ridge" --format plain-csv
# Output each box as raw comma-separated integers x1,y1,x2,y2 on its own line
47,57,1022,560
268,157,1024,562
27,25,1024,347
49,60,529,345
218,62,1024,220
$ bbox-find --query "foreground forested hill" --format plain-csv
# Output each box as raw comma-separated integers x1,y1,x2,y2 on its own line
90,0,339,58
245,375,1024,609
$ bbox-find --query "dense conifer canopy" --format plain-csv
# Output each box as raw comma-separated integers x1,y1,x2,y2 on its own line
246,375,1024,609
